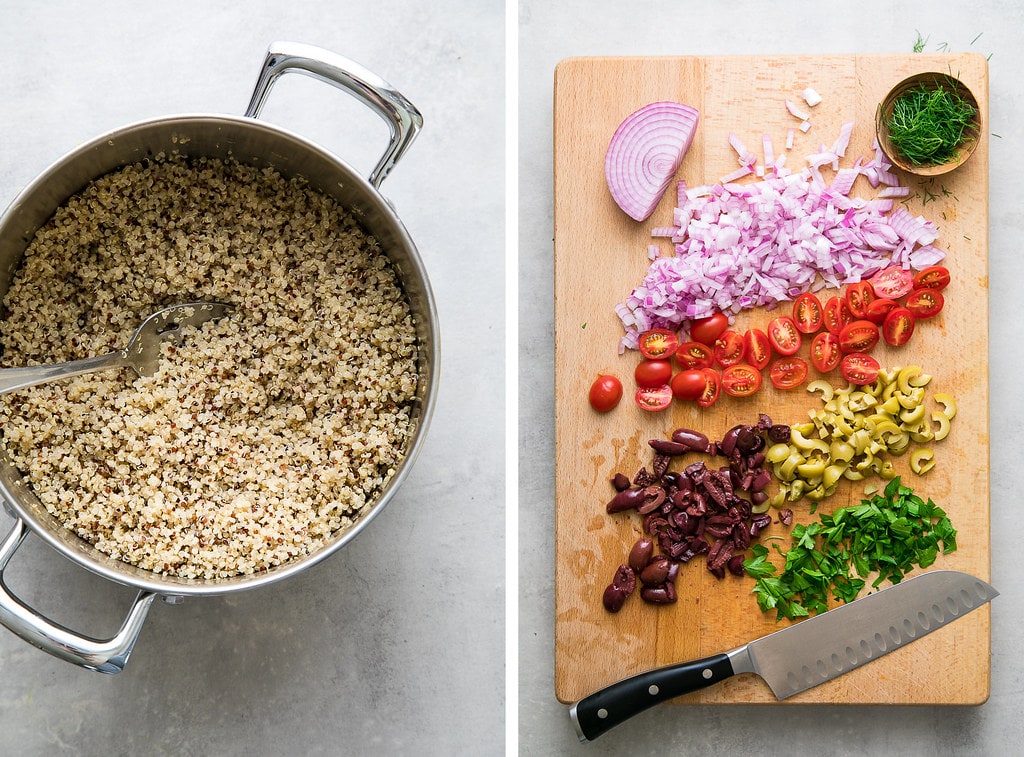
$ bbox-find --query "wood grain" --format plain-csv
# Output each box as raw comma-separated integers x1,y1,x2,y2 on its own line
553,54,990,705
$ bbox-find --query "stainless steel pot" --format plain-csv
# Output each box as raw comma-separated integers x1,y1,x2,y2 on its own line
0,42,438,673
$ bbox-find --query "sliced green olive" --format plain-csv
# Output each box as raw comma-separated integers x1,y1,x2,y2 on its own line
807,380,834,401
933,393,957,420
766,443,792,464
897,365,930,394
930,411,951,441
796,459,827,479
910,448,936,474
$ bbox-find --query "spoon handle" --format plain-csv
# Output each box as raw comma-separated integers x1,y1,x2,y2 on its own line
0,350,128,395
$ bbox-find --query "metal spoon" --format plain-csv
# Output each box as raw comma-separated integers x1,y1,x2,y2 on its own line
0,301,234,395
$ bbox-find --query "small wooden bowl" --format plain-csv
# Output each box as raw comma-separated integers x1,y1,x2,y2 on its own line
875,72,981,177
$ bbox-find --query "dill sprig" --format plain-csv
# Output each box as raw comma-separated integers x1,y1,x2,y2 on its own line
885,78,977,166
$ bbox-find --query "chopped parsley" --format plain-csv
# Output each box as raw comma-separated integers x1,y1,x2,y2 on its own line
745,477,957,621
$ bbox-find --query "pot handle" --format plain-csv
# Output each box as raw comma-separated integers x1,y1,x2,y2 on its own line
244,41,423,189
0,517,157,674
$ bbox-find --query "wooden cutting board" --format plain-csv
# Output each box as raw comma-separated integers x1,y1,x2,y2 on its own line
553,54,990,706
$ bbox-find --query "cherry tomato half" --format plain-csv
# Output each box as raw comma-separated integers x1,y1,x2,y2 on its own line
634,359,673,388
838,319,880,354
743,328,772,371
882,307,916,347
635,384,673,412
865,297,899,325
913,265,951,291
588,375,623,412
905,288,944,319
696,368,722,408
769,356,809,390
689,312,730,346
767,316,802,356
713,330,746,367
845,280,876,319
840,353,880,386
671,369,707,401
638,329,679,359
823,295,853,335
869,266,915,300
810,331,841,373
722,364,762,397
675,341,715,370
792,292,824,334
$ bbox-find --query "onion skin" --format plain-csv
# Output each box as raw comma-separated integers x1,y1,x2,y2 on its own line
605,101,700,222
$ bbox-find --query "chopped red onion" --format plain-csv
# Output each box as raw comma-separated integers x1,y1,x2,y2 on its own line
831,121,855,157
802,87,822,107
614,122,946,350
785,99,811,121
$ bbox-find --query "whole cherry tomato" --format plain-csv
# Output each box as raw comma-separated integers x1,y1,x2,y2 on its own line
634,359,673,388
671,369,708,401
589,375,623,412
689,312,729,345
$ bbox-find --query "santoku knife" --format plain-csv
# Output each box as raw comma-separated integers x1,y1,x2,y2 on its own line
570,570,997,742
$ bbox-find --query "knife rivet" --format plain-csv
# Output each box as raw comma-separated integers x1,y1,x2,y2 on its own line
597,708,608,719
702,669,713,680
648,685,659,696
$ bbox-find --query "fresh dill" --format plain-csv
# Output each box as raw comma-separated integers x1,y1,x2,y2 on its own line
885,77,977,166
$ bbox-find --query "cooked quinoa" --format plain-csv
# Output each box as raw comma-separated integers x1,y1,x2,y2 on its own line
0,154,420,579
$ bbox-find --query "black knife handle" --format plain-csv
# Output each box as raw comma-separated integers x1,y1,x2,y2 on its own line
570,653,735,742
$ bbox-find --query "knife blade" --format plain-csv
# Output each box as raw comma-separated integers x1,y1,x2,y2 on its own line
569,570,997,742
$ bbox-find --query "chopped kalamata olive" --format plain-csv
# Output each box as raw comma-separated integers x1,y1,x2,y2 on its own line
649,439,691,456
633,467,655,487
606,487,646,513
628,538,654,574
636,485,667,514
727,555,746,576
640,556,672,586
640,584,677,604
671,428,713,453
603,583,629,613
735,426,762,453
600,416,797,613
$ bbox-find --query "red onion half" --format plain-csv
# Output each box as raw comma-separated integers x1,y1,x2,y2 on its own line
605,102,700,222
